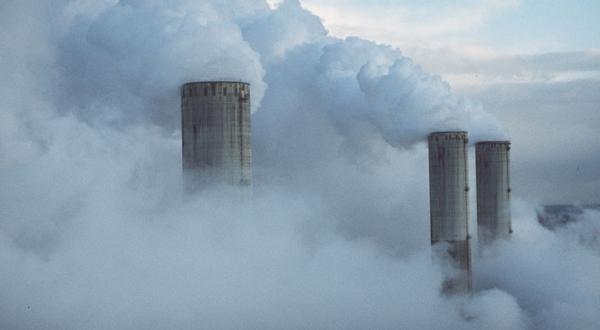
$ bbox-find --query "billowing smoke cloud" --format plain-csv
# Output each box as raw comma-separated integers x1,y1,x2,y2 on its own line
57,0,268,127
0,0,598,329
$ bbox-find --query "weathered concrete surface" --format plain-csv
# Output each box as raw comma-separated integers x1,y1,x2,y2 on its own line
181,81,252,190
428,131,471,293
476,141,511,244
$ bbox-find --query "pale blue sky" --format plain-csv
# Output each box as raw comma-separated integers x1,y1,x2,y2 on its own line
482,0,600,51
300,0,600,53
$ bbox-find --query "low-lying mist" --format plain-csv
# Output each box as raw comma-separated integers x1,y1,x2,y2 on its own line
1,0,598,329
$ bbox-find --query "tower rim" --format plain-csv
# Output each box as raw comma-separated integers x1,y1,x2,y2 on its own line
182,81,250,88
428,130,468,136
475,140,511,145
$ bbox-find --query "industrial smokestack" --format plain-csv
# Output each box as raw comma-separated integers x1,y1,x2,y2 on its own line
181,81,252,190
428,131,471,293
476,141,511,244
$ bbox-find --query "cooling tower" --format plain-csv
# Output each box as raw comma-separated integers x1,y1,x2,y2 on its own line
476,141,511,244
428,131,471,293
181,81,252,189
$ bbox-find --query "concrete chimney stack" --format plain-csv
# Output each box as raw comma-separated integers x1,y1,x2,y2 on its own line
428,131,471,293
181,81,252,190
476,141,511,244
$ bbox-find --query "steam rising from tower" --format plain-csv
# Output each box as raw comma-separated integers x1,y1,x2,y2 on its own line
428,131,472,293
181,81,252,189
476,141,512,244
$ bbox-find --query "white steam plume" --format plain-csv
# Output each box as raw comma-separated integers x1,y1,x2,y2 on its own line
0,0,598,329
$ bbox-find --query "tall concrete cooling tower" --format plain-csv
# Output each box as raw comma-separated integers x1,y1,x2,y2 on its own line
428,131,471,293
476,141,511,244
181,81,252,189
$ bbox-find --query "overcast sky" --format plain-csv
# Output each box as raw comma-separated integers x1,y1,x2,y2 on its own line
297,0,600,52
294,0,600,204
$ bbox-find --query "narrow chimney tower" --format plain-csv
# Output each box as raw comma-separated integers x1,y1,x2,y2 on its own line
476,141,511,244
428,131,472,293
181,81,252,190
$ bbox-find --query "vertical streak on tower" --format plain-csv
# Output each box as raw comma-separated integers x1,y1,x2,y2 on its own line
476,141,511,244
428,131,471,293
181,81,252,190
